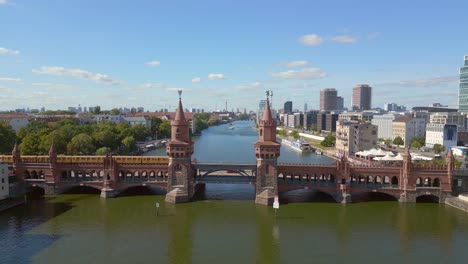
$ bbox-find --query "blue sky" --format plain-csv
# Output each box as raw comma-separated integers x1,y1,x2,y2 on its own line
0,0,467,112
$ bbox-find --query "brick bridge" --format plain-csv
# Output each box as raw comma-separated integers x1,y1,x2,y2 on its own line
1,93,454,204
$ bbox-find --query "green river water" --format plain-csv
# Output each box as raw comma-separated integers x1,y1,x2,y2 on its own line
1,121,468,263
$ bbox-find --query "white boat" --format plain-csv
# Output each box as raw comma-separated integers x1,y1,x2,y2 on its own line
281,138,312,152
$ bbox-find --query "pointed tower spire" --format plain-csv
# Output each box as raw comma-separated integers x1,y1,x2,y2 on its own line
12,142,20,164
262,97,273,122
174,90,187,124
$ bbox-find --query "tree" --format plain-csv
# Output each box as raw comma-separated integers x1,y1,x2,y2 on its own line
95,147,111,155
321,134,336,147
159,120,171,138
121,136,136,154
411,140,422,150
110,108,121,115
393,136,404,147
433,144,445,154
150,117,163,137
310,124,318,132
67,133,96,155
384,138,393,145
0,122,16,154
129,124,151,141
290,131,300,139
378,138,385,142
19,134,43,155
277,130,287,136
17,121,49,140
92,106,101,114
93,129,118,149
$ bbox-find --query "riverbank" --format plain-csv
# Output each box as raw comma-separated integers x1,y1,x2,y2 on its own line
0,198,25,213
446,195,468,212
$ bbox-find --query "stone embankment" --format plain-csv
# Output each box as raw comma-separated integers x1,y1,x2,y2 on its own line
445,195,468,212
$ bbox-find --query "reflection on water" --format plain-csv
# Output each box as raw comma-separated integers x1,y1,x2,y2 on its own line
1,194,468,263
146,120,334,164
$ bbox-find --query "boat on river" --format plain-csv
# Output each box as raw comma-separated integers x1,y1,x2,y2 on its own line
281,138,312,152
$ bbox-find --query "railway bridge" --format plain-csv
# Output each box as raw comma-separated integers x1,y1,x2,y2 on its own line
1,92,454,204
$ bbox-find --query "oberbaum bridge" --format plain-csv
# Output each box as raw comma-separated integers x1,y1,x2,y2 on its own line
0,93,460,205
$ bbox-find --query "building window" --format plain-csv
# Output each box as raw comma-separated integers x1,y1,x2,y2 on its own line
260,129,263,136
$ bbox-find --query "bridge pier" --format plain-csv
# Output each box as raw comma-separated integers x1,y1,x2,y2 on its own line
100,187,118,198
255,188,275,206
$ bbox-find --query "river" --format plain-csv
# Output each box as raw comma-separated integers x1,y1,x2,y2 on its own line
1,120,468,263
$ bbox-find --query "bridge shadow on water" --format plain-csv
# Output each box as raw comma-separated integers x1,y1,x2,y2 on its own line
195,183,256,201
0,197,74,263
280,189,337,204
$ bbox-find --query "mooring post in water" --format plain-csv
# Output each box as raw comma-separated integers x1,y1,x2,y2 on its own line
273,195,279,218
156,202,160,216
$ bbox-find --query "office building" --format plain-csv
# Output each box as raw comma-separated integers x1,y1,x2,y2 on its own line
336,121,378,155
392,117,426,147
372,114,396,139
425,124,458,149
320,88,337,111
336,96,344,111
352,84,372,110
460,55,468,112
284,101,293,114
317,113,338,132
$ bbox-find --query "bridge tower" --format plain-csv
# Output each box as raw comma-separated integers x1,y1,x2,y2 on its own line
254,92,281,205
11,143,24,181
165,91,195,203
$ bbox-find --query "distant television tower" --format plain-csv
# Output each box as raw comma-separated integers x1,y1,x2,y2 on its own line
225,101,227,112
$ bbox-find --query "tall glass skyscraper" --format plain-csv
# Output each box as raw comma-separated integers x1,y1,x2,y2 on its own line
459,55,468,112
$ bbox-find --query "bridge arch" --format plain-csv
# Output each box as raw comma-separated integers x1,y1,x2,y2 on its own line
351,190,399,202
60,185,101,194
117,185,166,197
280,188,338,203
416,194,439,203
200,169,250,177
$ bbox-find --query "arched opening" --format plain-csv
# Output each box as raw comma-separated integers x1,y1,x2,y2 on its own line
61,171,68,179
28,186,45,199
117,185,165,197
433,178,440,187
61,185,101,194
375,176,382,185
391,176,398,187
30,171,38,179
416,195,439,203
39,171,45,179
383,176,391,186
416,177,423,187
259,129,263,136
352,191,398,202
424,178,432,187
280,189,337,203
24,171,31,179
366,176,373,184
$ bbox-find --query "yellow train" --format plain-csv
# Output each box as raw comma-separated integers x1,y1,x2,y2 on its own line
0,155,169,164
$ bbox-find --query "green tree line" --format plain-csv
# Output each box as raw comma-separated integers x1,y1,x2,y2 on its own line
0,117,173,155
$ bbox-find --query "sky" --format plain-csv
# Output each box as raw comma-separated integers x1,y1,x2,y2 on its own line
0,0,467,112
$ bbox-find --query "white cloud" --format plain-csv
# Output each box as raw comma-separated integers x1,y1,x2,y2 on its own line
208,73,225,80
0,0,8,4
298,34,323,46
31,82,78,91
140,82,166,89
237,81,262,91
146,60,161,67
280,60,309,68
32,66,120,85
0,77,21,82
192,77,201,83
377,76,458,88
271,68,327,79
331,35,358,43
166,87,192,92
0,47,20,55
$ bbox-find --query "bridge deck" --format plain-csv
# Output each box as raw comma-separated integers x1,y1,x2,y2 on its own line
197,175,255,184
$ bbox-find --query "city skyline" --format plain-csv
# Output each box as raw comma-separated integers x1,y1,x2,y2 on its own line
0,0,467,111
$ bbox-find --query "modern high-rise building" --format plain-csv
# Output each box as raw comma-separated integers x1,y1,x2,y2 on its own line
304,103,308,113
320,88,337,111
352,84,372,110
284,101,293,114
336,96,344,110
459,55,468,112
